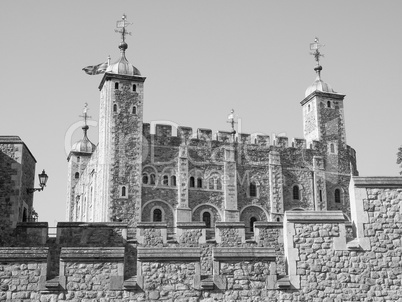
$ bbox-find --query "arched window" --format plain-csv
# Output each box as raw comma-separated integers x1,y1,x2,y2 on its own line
319,190,323,202
249,182,257,197
197,178,203,188
153,209,162,222
77,156,80,162
150,174,156,185
330,143,335,153
171,175,176,186
308,104,311,112
121,186,126,197
142,173,149,184
133,84,136,91
276,217,280,222
209,178,214,190
115,82,119,89
113,104,117,112
203,212,211,228
327,101,331,108
189,176,195,188
162,175,169,186
216,178,222,190
293,185,300,200
75,172,79,179
335,189,341,203
250,217,257,232
132,106,137,114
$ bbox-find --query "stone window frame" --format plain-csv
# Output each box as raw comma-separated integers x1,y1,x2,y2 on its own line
74,172,80,179
142,172,149,185
114,82,119,90
162,174,169,186
113,103,118,113
170,175,177,187
151,206,164,222
132,84,137,92
119,185,128,199
248,180,259,198
291,184,302,201
207,173,222,191
334,187,343,204
132,105,137,115
200,209,214,229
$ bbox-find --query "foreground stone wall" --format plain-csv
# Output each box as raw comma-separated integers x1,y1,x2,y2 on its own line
2,177,401,301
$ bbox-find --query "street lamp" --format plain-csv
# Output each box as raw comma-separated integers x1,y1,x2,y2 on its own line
27,170,49,194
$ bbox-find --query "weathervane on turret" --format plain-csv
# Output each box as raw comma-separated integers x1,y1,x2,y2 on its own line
79,103,92,131
310,37,325,66
115,14,132,43
227,109,237,140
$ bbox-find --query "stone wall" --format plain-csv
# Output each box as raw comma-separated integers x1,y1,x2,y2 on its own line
2,176,402,301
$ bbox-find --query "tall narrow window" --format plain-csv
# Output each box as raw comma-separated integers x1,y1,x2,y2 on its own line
249,182,257,197
133,84,136,91
203,212,211,228
189,176,195,188
327,101,331,108
293,185,300,200
77,156,80,162
335,189,341,203
153,209,162,222
209,178,215,190
115,82,119,89
216,178,222,190
171,175,177,186
250,217,257,232
197,178,203,188
121,186,126,197
142,173,149,184
319,190,323,202
308,104,311,112
132,106,137,114
150,174,156,185
162,175,169,186
113,104,117,112
75,172,79,179
330,143,335,153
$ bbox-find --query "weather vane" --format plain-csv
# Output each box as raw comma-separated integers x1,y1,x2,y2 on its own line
79,103,91,127
227,109,237,139
310,37,325,66
115,14,132,43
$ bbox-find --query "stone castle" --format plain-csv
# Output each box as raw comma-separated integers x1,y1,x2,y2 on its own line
1,16,402,302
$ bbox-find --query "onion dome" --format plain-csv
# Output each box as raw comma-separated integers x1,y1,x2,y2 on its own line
106,42,141,76
71,125,96,153
305,65,336,97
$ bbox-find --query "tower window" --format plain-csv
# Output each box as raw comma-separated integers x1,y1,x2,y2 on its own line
153,208,162,222
327,101,331,108
142,173,149,184
293,185,300,200
75,172,80,179
113,104,117,112
121,186,126,197
319,190,323,202
202,211,211,228
250,217,257,232
162,175,169,186
276,217,280,222
77,156,80,163
132,106,137,114
115,82,119,89
216,178,222,190
171,175,176,186
335,189,341,203
249,182,257,197
189,176,195,188
330,143,335,153
308,104,311,112
150,174,156,185
197,178,203,188
209,178,214,190
133,84,136,91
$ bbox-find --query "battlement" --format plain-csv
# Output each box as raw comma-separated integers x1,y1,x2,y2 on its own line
1,177,401,299
142,122,324,151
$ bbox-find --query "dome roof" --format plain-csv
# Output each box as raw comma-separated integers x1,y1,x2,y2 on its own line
305,66,336,97
106,42,141,76
71,126,96,154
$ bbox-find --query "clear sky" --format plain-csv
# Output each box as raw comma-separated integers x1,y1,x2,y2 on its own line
1,1,401,226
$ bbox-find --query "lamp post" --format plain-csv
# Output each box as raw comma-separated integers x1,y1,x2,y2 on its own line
27,170,49,194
